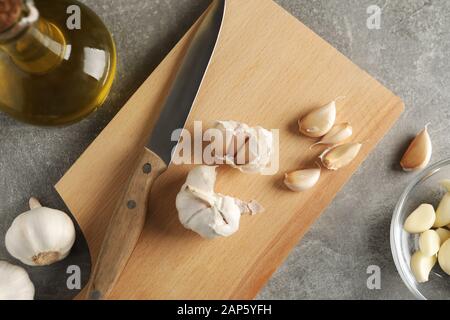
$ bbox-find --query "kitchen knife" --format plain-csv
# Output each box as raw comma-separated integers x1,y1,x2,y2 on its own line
86,0,226,300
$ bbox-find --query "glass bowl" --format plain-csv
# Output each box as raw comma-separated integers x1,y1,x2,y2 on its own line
391,159,450,300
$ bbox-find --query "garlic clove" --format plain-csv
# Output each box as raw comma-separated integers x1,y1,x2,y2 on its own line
284,168,321,192
438,239,450,276
0,261,35,300
400,126,432,172
440,180,450,193
419,230,440,257
5,198,76,266
319,143,362,171
403,204,436,234
434,193,450,228
176,166,263,239
311,123,353,147
299,101,337,138
435,228,450,245
410,251,436,283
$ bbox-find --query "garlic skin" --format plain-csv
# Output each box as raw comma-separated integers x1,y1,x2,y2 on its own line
176,166,263,239
0,261,35,300
400,126,432,172
5,198,76,266
299,101,336,138
212,121,274,175
319,143,362,171
311,123,353,147
284,168,321,192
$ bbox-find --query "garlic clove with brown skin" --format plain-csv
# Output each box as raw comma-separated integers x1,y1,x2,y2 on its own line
176,165,263,239
400,126,432,172
0,261,35,300
319,143,362,171
299,101,337,138
284,168,321,192
311,123,353,148
5,198,76,266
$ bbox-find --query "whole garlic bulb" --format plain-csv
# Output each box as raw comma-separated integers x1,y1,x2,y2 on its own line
176,166,263,239
5,198,76,266
209,121,274,175
0,261,35,300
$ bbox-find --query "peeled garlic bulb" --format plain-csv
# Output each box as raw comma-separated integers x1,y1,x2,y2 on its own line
438,239,450,276
403,204,436,234
411,251,436,283
400,126,432,171
319,143,362,171
435,228,450,245
299,101,336,138
176,166,263,239
5,198,76,266
211,121,274,175
419,230,440,257
311,123,353,147
434,193,450,228
0,261,34,300
284,168,321,192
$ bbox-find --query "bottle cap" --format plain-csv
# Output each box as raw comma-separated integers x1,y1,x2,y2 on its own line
0,0,22,33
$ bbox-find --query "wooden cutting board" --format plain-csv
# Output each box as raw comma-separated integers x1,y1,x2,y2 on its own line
57,0,404,299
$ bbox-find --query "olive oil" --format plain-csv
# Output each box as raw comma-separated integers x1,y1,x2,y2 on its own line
0,0,116,125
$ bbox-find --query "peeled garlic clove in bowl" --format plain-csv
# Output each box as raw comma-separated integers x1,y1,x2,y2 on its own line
5,198,76,266
438,239,450,276
400,126,432,172
440,180,450,193
0,261,35,300
419,230,440,257
410,251,436,283
435,228,450,244
434,192,450,228
403,204,436,234
299,101,336,138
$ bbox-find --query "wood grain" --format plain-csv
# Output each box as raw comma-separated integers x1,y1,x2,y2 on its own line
56,0,404,299
86,148,167,299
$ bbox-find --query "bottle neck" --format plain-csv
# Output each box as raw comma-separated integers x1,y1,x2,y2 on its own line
0,0,66,74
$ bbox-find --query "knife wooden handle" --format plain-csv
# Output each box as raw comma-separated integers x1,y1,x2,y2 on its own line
86,148,167,300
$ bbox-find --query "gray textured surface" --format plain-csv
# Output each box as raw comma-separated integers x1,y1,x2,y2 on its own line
0,0,449,299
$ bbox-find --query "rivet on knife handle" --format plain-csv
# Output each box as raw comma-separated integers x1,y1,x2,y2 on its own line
86,148,167,299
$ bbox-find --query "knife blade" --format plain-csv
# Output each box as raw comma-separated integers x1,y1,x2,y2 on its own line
86,0,226,300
